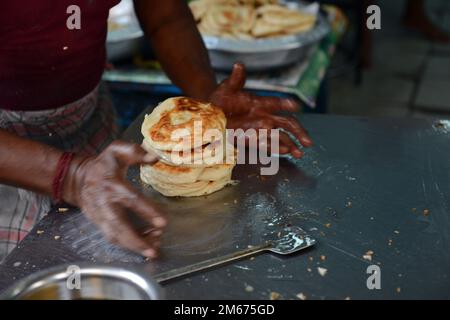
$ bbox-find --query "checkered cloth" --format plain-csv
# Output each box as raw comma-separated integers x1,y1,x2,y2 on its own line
0,83,118,262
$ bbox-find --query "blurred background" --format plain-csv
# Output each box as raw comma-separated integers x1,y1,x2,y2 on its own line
104,0,450,129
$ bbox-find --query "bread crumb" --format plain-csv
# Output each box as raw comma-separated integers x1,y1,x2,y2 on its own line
296,293,307,300
320,255,326,261
325,223,331,228
270,291,280,300
54,235,61,240
423,209,430,216
396,287,401,293
245,285,254,292
58,208,69,213
36,230,44,235
363,250,374,261
363,254,372,261
317,267,328,276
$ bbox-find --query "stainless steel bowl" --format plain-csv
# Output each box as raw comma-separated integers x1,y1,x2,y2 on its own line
107,0,144,61
0,263,162,300
203,4,330,71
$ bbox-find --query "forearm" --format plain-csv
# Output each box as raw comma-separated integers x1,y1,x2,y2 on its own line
0,129,83,204
134,0,217,100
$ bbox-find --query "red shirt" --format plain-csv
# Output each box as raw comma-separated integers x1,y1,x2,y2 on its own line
0,0,119,110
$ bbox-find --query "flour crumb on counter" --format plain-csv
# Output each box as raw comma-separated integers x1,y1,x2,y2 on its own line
296,292,307,300
317,267,328,277
245,284,254,292
363,250,374,261
269,292,280,300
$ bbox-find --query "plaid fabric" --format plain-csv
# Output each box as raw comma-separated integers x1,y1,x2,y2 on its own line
0,83,118,262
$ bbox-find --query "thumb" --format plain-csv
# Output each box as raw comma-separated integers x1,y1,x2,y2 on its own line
225,62,246,91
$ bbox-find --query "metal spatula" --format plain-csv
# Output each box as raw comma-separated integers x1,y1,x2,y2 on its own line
155,226,316,283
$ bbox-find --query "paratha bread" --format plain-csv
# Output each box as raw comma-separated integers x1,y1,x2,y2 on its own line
140,168,233,197
191,0,315,39
141,97,226,152
150,178,232,197
252,4,316,37
141,160,235,185
142,136,232,168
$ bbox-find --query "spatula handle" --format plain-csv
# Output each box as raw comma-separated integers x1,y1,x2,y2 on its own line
154,243,271,283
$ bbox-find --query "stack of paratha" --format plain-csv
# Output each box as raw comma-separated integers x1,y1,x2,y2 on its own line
189,0,316,39
140,97,236,197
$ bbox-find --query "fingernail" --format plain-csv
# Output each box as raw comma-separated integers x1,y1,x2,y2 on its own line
142,248,156,258
301,137,313,146
151,230,163,237
292,149,303,158
153,217,167,228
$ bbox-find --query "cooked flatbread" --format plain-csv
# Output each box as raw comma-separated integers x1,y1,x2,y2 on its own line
141,97,226,152
191,0,315,39
141,169,233,197
258,4,316,27
142,136,229,168
189,0,209,21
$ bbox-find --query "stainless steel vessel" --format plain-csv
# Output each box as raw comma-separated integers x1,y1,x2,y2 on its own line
0,263,162,300
203,4,330,71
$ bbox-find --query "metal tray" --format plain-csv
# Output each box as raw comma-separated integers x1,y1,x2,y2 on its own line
203,4,330,71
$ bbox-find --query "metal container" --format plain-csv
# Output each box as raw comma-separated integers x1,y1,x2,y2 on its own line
107,0,144,61
204,12,329,71
0,263,162,300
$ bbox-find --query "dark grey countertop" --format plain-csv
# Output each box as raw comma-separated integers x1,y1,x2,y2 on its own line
1,114,449,299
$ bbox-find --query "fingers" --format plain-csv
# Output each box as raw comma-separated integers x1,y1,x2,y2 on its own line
279,132,303,157
114,182,167,229
106,141,158,166
273,116,313,148
100,210,160,258
225,62,246,91
252,96,300,113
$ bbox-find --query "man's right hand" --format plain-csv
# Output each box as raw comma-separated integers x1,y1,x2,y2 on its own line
63,141,167,258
